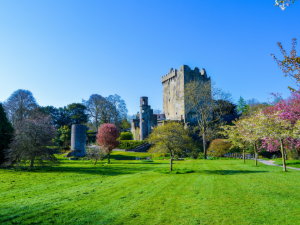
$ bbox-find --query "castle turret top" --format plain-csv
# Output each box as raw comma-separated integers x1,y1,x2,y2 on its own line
140,96,148,106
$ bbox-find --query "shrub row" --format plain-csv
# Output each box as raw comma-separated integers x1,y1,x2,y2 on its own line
117,140,147,149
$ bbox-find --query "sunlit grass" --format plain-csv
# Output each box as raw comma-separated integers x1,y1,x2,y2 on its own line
1,151,300,224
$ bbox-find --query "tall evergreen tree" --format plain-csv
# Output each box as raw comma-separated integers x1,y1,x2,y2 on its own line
237,96,248,114
0,103,14,164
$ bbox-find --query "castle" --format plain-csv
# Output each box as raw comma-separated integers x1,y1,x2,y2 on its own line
131,65,211,140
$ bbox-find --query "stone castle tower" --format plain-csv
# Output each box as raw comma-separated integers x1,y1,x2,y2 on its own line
131,65,211,140
161,65,210,123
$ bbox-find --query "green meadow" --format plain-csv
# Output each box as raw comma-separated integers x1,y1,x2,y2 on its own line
1,151,300,225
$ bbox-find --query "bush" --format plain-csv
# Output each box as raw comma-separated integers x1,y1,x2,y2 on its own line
117,140,147,149
208,139,232,157
119,132,133,140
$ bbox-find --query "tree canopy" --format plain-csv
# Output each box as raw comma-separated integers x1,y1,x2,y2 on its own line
0,103,14,164
148,122,192,171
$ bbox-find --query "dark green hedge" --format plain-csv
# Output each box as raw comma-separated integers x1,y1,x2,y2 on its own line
117,140,147,150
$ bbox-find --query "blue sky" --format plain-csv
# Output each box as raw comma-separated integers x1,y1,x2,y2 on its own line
0,0,299,115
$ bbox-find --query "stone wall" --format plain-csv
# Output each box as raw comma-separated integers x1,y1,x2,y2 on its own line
161,65,211,123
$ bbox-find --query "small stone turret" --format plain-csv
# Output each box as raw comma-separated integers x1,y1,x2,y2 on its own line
140,97,148,140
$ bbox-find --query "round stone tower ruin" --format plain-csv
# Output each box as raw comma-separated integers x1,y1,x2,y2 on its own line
70,124,86,157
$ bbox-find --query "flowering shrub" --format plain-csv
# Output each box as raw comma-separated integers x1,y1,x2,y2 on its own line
208,139,233,157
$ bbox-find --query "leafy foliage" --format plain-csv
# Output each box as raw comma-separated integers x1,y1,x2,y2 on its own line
148,122,192,171
83,94,128,130
86,146,107,165
119,132,133,140
275,0,297,10
41,103,88,128
54,125,71,149
117,140,147,149
3,89,38,125
237,96,247,114
272,38,300,92
96,123,120,163
121,118,131,130
7,114,57,167
0,103,14,164
208,139,233,157
184,80,233,158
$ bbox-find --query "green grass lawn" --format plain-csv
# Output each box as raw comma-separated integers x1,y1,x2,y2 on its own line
1,151,300,225
273,159,300,168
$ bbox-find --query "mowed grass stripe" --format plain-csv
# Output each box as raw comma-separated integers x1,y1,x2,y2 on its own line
1,155,300,224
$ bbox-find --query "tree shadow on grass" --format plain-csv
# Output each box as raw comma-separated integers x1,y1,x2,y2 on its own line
198,170,268,175
0,164,158,176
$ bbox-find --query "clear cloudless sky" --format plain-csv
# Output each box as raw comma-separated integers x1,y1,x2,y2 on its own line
0,0,299,115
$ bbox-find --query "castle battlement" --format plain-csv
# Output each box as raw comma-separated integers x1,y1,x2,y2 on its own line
161,68,177,83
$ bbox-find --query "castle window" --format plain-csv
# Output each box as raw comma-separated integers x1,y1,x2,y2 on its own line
143,100,145,105
176,112,177,115
169,99,170,102
143,118,145,122
142,110,144,113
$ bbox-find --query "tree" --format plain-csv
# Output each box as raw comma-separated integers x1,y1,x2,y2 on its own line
67,103,88,125
106,94,128,128
3,89,38,125
83,94,107,129
96,123,120,164
237,96,247,114
153,109,162,114
272,38,300,92
220,123,247,163
256,111,293,172
7,114,57,167
121,118,131,130
54,125,71,149
148,122,192,171
214,100,237,116
207,139,232,157
261,91,300,158
184,80,233,159
86,146,107,165
275,0,297,10
0,103,14,165
235,114,264,166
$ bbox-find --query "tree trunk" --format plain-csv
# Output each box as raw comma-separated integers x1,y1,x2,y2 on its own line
107,153,110,164
243,149,245,163
254,143,257,166
30,158,35,167
203,132,207,159
280,139,287,172
170,156,173,171
94,158,98,165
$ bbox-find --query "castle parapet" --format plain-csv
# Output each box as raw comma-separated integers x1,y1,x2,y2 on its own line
161,69,177,83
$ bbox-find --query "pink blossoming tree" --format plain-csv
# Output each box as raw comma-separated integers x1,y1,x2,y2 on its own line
96,123,120,164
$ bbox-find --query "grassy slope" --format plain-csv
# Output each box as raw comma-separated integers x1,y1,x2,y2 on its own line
1,152,300,225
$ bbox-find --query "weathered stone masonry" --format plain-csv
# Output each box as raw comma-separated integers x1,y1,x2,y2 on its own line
132,65,211,140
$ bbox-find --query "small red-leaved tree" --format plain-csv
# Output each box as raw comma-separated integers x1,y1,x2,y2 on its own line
96,123,120,164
